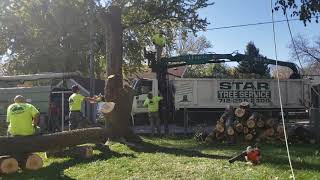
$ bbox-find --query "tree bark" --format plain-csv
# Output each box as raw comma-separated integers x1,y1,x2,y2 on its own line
0,127,110,156
99,6,139,141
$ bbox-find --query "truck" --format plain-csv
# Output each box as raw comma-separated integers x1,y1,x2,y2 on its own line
131,52,317,131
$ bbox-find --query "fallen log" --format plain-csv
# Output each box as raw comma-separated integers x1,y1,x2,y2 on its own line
0,127,110,156
45,146,94,159
0,156,18,174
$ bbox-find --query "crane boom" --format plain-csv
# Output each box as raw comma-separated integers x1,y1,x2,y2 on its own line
148,53,300,78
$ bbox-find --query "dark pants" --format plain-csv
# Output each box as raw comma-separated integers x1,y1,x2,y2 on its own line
69,111,84,130
149,112,161,136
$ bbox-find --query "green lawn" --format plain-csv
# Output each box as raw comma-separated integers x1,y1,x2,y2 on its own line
1,136,319,180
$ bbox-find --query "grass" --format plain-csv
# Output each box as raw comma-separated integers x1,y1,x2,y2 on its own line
1,136,319,180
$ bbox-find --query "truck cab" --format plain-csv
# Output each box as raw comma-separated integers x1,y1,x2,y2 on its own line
131,79,158,116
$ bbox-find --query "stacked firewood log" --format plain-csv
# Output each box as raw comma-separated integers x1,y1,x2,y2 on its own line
205,102,286,144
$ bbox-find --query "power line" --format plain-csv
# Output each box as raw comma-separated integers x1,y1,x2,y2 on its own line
206,17,315,31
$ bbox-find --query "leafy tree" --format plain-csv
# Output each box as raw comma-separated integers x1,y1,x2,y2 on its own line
275,0,320,25
0,0,213,77
236,42,271,78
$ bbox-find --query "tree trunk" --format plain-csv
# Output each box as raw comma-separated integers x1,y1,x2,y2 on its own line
101,6,139,142
0,156,18,174
0,127,110,156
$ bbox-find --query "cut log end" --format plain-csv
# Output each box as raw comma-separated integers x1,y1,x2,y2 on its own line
235,108,246,118
257,119,265,128
0,156,19,174
235,123,243,133
227,127,235,136
247,119,256,129
245,134,254,141
24,154,43,171
243,127,249,134
216,123,225,133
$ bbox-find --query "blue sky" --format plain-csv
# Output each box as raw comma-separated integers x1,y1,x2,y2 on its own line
197,0,319,62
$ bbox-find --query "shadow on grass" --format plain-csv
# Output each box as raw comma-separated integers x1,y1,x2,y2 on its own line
3,149,136,180
128,140,230,160
130,138,320,172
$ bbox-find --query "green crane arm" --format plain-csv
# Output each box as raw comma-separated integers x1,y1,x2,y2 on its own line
147,53,300,79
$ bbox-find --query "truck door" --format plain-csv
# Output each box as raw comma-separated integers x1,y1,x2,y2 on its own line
132,79,157,115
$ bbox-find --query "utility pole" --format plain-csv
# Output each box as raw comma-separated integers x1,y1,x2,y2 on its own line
88,0,95,123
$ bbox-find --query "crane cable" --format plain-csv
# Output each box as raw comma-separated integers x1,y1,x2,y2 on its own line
270,1,295,179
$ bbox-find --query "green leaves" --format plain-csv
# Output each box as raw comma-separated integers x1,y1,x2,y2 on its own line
0,0,212,77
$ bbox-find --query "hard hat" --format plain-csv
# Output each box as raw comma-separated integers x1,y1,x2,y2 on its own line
100,102,115,114
71,85,79,92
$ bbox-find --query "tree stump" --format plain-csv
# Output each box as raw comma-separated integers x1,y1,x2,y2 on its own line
0,156,18,174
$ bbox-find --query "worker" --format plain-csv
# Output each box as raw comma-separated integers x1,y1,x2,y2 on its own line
152,30,166,60
6,95,40,136
143,93,163,136
69,85,97,130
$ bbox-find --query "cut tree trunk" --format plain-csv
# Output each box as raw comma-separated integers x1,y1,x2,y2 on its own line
235,108,246,118
227,127,235,136
266,118,276,128
246,119,256,129
0,127,110,156
215,122,225,133
0,156,18,174
239,102,250,109
265,128,275,137
99,6,140,141
235,122,243,133
245,134,254,141
20,154,43,171
243,126,249,134
45,146,93,159
257,119,265,128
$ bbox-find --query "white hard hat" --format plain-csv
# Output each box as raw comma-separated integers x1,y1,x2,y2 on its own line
100,102,115,114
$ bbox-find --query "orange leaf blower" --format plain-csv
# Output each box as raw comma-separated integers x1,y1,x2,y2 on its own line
228,145,260,165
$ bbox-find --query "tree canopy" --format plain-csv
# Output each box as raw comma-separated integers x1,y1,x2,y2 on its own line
0,0,213,77
236,42,271,78
275,0,320,25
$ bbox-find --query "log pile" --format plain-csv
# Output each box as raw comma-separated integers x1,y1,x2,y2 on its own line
205,103,286,144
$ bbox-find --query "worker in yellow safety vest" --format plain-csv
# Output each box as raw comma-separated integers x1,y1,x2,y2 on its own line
152,30,166,60
6,95,40,136
143,93,163,136
68,85,97,130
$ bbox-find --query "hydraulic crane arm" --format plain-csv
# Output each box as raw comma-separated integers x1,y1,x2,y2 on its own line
146,52,300,79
